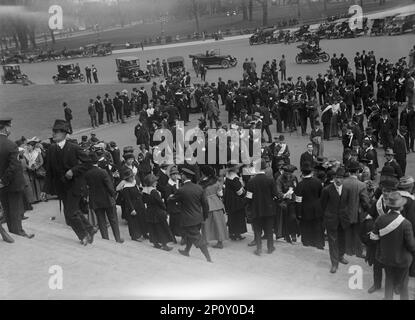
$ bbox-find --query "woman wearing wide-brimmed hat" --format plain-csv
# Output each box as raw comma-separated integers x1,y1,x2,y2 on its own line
24,137,44,204
142,173,175,251
116,168,148,242
223,162,247,241
164,165,183,243
199,165,228,249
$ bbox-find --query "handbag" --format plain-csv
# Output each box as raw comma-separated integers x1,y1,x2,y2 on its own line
35,167,46,179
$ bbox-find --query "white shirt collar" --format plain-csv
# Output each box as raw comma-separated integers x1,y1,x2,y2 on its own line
57,139,66,149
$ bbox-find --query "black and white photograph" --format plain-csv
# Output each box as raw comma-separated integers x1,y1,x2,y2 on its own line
1,0,415,303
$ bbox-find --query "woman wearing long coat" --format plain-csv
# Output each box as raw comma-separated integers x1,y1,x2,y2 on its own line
117,169,148,241
199,166,228,249
164,166,183,242
223,164,247,240
275,165,299,243
24,139,44,203
142,174,175,251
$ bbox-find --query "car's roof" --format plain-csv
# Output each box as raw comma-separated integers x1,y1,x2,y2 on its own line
167,56,184,62
116,56,139,61
3,64,19,67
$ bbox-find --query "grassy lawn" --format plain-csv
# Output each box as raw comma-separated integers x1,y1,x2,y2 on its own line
40,0,410,51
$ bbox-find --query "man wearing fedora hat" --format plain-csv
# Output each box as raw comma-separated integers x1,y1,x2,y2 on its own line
246,159,278,255
383,148,403,179
393,126,408,175
321,167,351,273
362,139,378,180
370,191,415,300
85,152,124,243
172,167,212,262
343,161,370,258
0,117,34,243
366,176,400,294
41,119,96,245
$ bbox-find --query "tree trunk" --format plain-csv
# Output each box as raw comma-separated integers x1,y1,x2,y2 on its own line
15,25,28,51
13,34,19,49
248,0,253,21
192,0,200,33
261,0,268,26
50,28,56,44
28,27,36,49
241,0,248,21
323,0,327,16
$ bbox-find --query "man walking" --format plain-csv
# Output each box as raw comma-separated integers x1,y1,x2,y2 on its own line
0,117,34,242
173,168,212,262
63,102,73,134
88,99,98,128
246,159,278,256
321,167,350,273
41,120,97,245
85,152,124,243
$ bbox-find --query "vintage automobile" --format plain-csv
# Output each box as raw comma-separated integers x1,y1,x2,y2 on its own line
368,12,397,36
84,42,113,57
1,64,31,84
386,11,415,35
295,43,330,64
52,64,85,83
167,56,185,75
115,57,151,83
189,49,237,69
249,27,276,45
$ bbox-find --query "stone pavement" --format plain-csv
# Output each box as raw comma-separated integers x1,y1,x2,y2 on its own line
2,107,415,300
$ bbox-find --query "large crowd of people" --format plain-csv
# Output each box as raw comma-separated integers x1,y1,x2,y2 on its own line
1,44,415,300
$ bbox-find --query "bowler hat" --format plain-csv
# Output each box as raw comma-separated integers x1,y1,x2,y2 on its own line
88,151,99,164
379,176,399,190
200,165,215,178
385,191,407,209
143,173,159,187
335,167,347,178
282,164,297,173
347,160,361,172
385,148,395,156
301,161,313,173
379,165,397,177
123,153,135,161
52,119,70,133
123,146,134,154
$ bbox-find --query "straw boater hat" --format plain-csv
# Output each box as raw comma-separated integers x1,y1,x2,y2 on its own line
398,176,414,191
27,137,40,145
166,165,179,177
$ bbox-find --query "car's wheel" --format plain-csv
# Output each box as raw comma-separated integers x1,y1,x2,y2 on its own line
321,53,330,63
221,60,230,69
1,76,5,84
230,59,237,67
79,74,85,82
53,76,58,84
295,55,302,64
117,74,122,82
249,39,254,45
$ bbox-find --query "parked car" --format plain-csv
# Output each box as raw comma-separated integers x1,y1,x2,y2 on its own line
189,49,237,69
2,64,31,84
52,64,85,83
167,56,185,75
115,57,151,82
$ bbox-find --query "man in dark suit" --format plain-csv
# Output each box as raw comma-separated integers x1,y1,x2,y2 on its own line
246,159,278,256
259,103,272,143
156,162,169,200
383,148,403,179
362,139,378,180
63,102,73,134
41,119,97,246
321,167,350,273
316,73,326,105
173,168,211,262
393,126,408,175
300,143,316,169
85,152,123,243
0,117,33,242
400,104,415,152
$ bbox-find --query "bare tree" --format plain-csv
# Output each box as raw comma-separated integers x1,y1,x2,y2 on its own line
191,0,200,33
249,0,253,21
256,0,268,26
241,0,248,20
